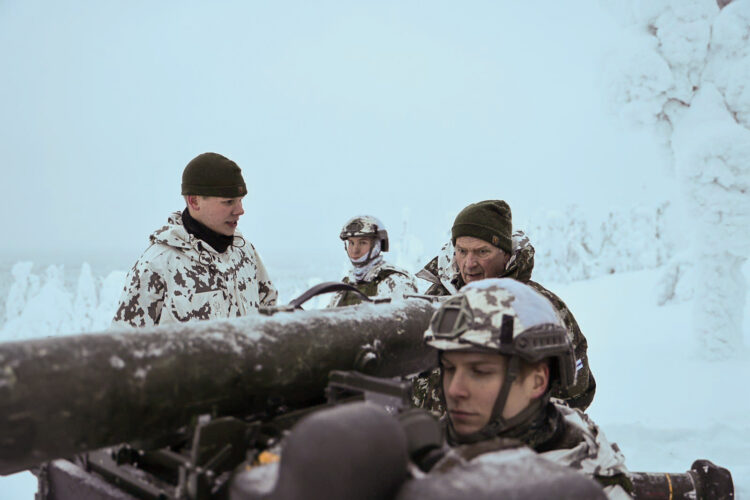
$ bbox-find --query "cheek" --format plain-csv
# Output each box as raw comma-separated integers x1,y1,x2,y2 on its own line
482,377,503,399
481,257,502,272
502,382,533,419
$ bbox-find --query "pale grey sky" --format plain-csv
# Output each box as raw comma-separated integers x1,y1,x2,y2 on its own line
1,1,668,270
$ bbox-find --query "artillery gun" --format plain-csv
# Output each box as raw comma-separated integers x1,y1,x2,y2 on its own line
0,284,735,499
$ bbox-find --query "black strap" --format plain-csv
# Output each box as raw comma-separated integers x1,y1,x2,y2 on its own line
288,281,373,309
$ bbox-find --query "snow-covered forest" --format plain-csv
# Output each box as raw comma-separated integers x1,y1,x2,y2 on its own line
2,0,749,498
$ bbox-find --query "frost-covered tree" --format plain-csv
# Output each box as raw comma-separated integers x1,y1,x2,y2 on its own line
528,203,675,284
1,265,74,340
4,262,40,323
0,264,128,339
671,85,750,358
603,0,750,357
73,262,98,332
94,270,128,330
393,207,426,275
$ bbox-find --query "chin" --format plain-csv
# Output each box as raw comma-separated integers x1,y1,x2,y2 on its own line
454,424,480,436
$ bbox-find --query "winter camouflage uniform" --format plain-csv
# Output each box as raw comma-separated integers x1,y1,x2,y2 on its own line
414,231,595,411
328,214,418,307
432,404,632,499
326,261,418,307
113,211,277,327
423,278,630,499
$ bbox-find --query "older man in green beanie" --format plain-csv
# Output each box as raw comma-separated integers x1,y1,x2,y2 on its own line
414,200,595,412
112,152,277,328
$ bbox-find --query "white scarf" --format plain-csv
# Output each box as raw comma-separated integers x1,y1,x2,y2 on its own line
350,240,383,282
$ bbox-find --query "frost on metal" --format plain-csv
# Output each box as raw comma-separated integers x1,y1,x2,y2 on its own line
108,356,125,369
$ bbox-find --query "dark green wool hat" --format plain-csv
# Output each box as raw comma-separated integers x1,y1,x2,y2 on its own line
181,152,248,197
451,200,512,253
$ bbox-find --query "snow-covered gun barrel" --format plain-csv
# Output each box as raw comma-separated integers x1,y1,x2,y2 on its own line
0,289,440,476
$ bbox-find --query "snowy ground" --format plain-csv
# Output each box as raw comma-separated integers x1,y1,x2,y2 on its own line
0,264,747,499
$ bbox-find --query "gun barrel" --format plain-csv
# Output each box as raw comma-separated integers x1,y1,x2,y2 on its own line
0,299,438,475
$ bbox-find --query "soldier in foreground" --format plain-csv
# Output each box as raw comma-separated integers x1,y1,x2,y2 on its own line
415,200,595,411
327,215,417,307
412,278,732,499
112,152,277,327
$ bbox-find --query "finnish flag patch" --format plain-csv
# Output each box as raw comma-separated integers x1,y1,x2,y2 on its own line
575,359,583,373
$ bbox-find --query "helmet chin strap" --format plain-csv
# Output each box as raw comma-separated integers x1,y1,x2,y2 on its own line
446,355,546,445
349,240,382,267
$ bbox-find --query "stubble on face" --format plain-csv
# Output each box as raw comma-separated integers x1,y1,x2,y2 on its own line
454,236,509,284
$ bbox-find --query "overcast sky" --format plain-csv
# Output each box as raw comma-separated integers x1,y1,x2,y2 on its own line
1,1,669,271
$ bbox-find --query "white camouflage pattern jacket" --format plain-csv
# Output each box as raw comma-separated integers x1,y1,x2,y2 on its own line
326,260,418,308
434,403,631,499
112,212,278,328
537,404,631,499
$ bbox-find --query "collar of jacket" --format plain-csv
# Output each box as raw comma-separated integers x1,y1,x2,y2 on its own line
445,398,561,452
181,207,233,253
149,212,244,256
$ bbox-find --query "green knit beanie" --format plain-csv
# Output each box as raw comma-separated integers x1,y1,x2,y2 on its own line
181,152,248,197
451,200,512,253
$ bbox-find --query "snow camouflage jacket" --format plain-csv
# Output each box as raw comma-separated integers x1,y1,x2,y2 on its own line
112,212,278,328
433,403,632,499
537,404,632,499
414,231,596,411
327,260,418,308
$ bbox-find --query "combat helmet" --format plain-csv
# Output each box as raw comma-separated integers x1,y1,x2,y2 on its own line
424,278,576,442
339,215,389,252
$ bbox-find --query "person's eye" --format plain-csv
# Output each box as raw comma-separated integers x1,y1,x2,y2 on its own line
441,364,455,373
473,367,495,376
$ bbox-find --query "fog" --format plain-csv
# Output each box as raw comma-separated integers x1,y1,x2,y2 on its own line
1,1,667,270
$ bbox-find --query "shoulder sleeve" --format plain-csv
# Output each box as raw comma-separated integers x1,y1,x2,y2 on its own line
111,253,167,328
376,271,418,299
253,247,278,307
527,281,595,411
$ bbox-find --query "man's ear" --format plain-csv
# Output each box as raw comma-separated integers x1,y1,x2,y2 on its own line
530,362,550,399
185,195,200,211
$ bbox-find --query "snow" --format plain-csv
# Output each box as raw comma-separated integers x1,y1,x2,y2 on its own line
1,0,749,497
0,260,747,498
602,0,750,358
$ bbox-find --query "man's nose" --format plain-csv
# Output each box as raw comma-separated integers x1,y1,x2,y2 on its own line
463,253,478,269
446,372,468,399
234,201,245,216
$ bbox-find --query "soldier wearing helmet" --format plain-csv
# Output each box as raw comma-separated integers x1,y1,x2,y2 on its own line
425,278,632,498
416,200,595,411
327,215,417,307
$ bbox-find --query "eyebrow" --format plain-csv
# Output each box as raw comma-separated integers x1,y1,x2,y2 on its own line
455,245,491,252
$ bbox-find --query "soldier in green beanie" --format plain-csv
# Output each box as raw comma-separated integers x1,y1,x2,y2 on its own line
113,152,277,328
414,200,595,413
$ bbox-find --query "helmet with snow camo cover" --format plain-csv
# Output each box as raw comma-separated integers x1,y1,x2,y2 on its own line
424,278,576,442
339,215,389,252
